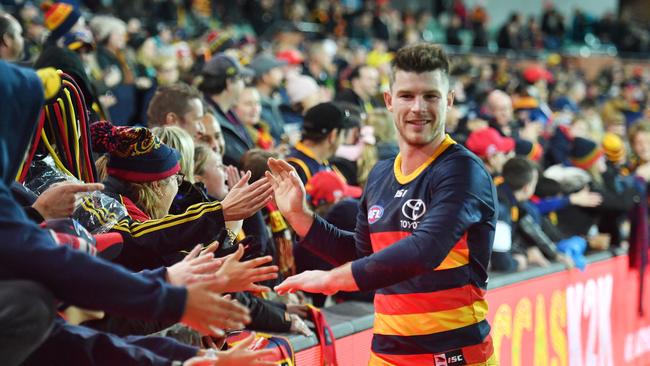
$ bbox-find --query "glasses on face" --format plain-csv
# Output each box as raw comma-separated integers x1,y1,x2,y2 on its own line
174,173,185,186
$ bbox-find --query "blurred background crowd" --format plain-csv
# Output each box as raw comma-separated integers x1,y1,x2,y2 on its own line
2,0,650,364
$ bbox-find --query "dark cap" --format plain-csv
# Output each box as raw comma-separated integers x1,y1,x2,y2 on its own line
202,53,254,78
303,102,358,135
249,54,287,77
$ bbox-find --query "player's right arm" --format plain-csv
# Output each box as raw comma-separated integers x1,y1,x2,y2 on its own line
266,158,368,266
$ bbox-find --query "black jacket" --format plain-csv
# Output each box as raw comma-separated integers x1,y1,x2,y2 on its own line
204,96,254,168
556,170,639,240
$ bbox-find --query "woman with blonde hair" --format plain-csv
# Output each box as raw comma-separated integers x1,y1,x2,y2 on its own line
151,126,195,182
194,143,229,200
88,121,273,271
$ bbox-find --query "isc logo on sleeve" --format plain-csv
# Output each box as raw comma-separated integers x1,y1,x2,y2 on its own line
367,205,384,224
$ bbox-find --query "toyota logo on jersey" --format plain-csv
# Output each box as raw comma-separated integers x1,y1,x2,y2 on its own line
402,199,426,221
368,205,384,224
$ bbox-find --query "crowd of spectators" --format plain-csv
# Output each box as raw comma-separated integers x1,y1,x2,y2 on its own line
2,0,650,364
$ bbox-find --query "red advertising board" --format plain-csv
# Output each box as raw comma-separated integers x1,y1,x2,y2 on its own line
485,255,650,366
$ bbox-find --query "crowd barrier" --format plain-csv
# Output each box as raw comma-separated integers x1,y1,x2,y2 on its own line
286,251,650,365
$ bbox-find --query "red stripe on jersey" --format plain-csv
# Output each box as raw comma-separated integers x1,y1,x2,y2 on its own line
370,231,411,252
374,284,487,315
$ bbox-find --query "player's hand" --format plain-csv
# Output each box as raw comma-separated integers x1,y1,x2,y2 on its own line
266,158,314,236
33,182,105,220
274,270,337,295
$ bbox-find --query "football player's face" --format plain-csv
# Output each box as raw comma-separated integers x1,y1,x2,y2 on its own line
384,69,453,147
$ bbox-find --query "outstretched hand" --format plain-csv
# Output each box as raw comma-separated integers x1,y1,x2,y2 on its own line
181,279,251,337
569,187,603,208
222,171,273,221
167,243,224,286
265,158,314,236
215,245,278,293
274,270,336,295
213,333,277,366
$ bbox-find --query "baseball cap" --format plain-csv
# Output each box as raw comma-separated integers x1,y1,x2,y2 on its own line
303,102,359,135
202,53,254,78
249,54,287,77
276,49,304,65
466,127,515,159
523,65,554,84
306,171,362,206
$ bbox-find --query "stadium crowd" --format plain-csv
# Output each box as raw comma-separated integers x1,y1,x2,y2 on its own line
1,0,650,364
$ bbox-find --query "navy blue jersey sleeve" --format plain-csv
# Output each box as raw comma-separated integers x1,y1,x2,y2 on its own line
299,215,358,266
299,181,373,265
354,189,373,258
138,267,168,281
351,156,496,291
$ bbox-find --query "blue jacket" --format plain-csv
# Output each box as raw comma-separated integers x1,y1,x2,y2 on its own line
0,61,192,364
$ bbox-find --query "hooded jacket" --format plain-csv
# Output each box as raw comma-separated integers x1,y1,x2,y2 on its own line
0,61,192,364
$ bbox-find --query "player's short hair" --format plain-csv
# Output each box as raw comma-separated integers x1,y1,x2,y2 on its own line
390,43,450,85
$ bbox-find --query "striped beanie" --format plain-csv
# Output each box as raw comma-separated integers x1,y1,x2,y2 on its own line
569,137,603,170
602,132,626,164
41,1,81,42
515,139,544,162
91,121,180,182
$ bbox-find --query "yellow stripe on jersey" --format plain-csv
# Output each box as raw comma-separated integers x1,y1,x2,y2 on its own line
373,300,488,337
294,142,322,163
286,157,312,181
434,248,470,270
393,134,456,184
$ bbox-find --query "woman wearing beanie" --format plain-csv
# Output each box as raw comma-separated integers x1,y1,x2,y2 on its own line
87,121,273,271
554,136,640,249
41,1,86,45
86,123,305,338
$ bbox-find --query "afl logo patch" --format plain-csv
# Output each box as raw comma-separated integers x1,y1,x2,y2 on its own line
368,205,384,224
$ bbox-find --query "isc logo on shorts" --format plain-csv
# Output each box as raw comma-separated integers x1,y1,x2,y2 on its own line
433,349,466,366
367,205,384,224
